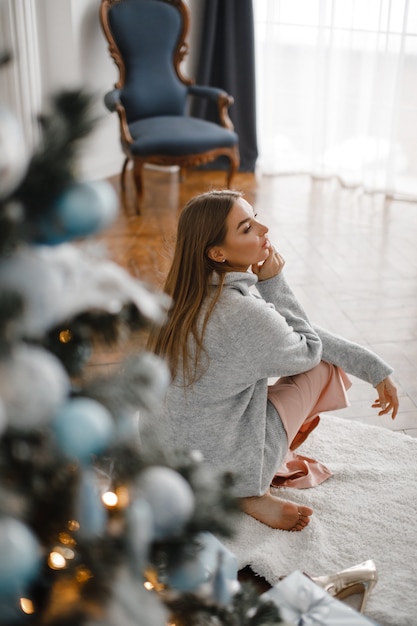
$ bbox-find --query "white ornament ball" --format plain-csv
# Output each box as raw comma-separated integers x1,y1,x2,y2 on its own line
0,247,63,337
139,466,195,540
0,345,70,430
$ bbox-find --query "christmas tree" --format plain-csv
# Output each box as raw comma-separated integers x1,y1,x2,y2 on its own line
0,52,285,625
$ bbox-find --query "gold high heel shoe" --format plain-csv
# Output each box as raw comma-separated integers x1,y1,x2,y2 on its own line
309,560,378,613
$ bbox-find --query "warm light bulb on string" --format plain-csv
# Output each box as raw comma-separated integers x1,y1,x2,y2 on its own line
58,531,76,547
144,568,165,592
48,551,67,570
48,538,77,567
58,546,75,561
75,566,93,584
67,519,80,532
59,329,72,343
101,485,130,509
116,485,130,508
101,490,118,508
20,598,35,615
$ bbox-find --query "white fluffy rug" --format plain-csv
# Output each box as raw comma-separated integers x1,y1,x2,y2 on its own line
222,415,417,626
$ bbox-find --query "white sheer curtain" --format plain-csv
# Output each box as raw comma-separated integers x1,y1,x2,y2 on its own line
254,0,417,200
0,0,42,149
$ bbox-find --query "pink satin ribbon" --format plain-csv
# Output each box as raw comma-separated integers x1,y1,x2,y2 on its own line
271,449,332,488
268,362,352,489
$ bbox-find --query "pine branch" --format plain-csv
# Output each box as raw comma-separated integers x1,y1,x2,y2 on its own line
14,90,99,219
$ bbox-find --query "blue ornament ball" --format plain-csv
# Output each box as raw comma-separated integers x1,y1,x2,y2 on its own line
0,517,41,596
37,180,118,245
52,397,115,463
138,466,194,540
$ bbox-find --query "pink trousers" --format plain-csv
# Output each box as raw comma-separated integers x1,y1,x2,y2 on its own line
267,361,352,488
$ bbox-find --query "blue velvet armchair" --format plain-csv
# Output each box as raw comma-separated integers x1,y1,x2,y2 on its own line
100,0,240,213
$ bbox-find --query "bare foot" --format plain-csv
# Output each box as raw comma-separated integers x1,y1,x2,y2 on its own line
240,490,313,531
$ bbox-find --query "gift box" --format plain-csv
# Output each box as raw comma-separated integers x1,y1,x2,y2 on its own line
263,570,380,626
162,531,238,593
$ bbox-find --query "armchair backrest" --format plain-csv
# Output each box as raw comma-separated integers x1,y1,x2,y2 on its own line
101,0,191,123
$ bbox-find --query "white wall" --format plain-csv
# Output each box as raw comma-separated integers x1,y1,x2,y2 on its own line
2,0,203,182
34,0,121,180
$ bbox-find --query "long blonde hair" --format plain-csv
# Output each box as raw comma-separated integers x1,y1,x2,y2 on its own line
149,189,243,384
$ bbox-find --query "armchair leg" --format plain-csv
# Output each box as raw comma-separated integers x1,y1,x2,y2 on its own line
132,160,144,215
226,147,239,188
121,157,130,191
119,158,134,215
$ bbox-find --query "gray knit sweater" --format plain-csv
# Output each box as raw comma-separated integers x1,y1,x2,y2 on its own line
148,271,393,497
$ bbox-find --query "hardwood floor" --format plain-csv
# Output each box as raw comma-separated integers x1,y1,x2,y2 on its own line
92,166,417,438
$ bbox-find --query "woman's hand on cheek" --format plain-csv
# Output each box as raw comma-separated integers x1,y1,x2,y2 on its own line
252,247,285,281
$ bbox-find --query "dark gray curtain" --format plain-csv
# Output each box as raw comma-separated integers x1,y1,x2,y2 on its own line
192,0,258,172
